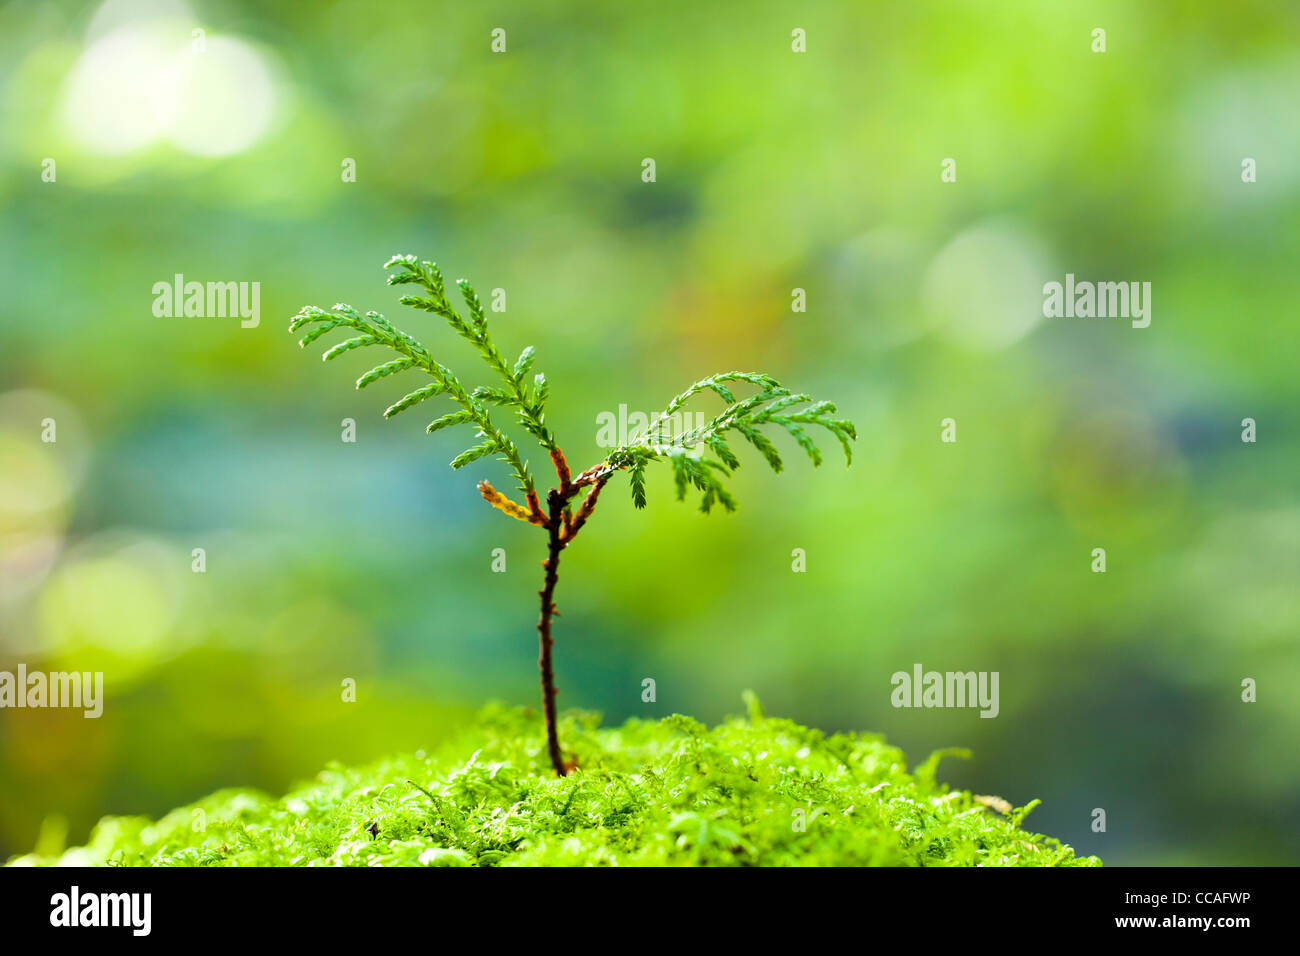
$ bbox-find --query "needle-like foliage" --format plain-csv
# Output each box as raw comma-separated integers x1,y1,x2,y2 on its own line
288,255,857,774
289,254,547,497
605,371,857,513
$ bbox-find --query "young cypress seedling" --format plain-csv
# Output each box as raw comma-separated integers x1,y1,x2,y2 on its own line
289,255,856,775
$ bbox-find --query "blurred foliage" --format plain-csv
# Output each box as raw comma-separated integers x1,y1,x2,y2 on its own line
1,0,1297,864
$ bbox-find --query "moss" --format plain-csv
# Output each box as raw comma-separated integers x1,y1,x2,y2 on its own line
9,701,1100,867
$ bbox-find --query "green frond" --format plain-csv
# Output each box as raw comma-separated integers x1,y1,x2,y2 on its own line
511,346,535,382
289,256,549,495
322,335,381,361
607,371,855,512
471,385,514,405
426,410,475,434
384,384,444,418
298,320,347,348
384,255,446,301
735,422,784,472
397,293,458,322
707,435,741,471
289,305,341,333
828,420,857,465
451,441,500,470
662,372,778,415
380,255,555,454
356,358,416,389
667,450,738,514
629,458,648,509
290,260,855,510
457,279,486,331
775,420,822,466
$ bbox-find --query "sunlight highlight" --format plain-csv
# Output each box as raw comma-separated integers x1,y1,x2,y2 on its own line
60,3,276,158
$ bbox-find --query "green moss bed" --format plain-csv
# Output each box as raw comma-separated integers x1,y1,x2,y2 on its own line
9,702,1100,867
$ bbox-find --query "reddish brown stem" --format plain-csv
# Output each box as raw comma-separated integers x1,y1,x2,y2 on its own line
530,451,620,776
525,489,546,526
561,475,609,543
549,447,572,492
537,488,567,776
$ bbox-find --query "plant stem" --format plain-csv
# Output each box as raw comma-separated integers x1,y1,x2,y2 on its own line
537,488,567,776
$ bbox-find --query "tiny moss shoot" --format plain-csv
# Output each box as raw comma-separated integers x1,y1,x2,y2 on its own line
11,703,1100,867
288,256,857,775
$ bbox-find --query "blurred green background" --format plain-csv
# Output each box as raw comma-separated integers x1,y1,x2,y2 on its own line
2,0,1297,865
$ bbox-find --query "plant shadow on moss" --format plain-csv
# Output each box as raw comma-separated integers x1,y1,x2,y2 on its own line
11,697,1100,867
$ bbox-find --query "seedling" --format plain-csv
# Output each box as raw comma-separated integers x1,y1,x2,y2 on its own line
289,255,856,775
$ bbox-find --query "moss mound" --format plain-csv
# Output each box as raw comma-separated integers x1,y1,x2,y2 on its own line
10,702,1100,867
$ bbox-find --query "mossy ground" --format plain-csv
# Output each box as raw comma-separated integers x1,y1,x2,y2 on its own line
11,701,1100,867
